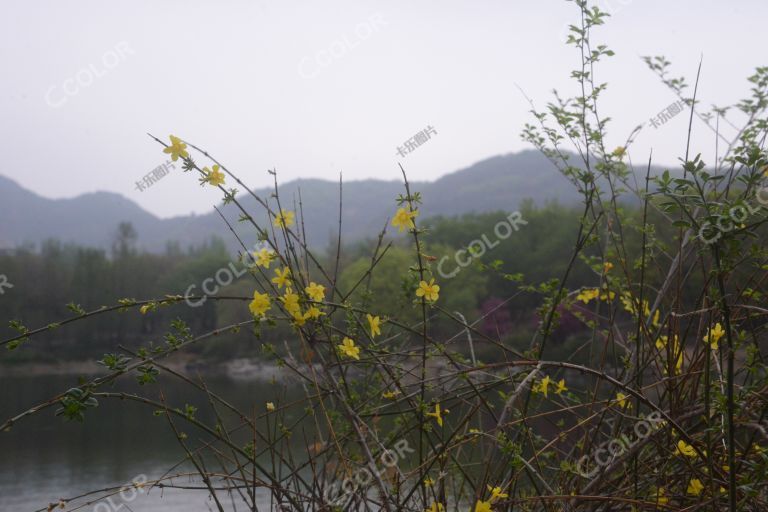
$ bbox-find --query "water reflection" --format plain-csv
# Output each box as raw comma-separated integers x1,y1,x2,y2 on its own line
0,373,299,511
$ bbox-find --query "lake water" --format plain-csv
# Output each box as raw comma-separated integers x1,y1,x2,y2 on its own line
0,373,299,511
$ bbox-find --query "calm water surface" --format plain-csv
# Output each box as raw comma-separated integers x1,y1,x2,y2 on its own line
0,373,302,511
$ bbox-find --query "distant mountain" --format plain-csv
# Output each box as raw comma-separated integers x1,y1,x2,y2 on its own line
0,150,645,253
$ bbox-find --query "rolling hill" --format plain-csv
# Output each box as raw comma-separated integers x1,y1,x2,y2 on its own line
0,150,646,253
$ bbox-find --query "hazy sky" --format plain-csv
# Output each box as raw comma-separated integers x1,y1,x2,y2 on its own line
1,0,765,218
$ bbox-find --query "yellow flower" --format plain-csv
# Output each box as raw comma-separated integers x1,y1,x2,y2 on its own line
655,487,669,505
163,134,189,161
304,306,324,319
273,209,294,228
603,261,614,273
392,207,419,232
614,392,631,409
687,478,704,496
535,375,552,398
139,304,152,314
338,337,360,360
203,164,225,187
271,267,291,289
266,402,275,412
425,502,444,512
487,485,508,501
612,146,626,158
675,439,697,457
576,288,600,304
281,289,300,315
382,390,401,399
620,293,650,316
555,379,568,395
416,279,440,302
253,248,275,268
423,476,434,486
652,309,661,328
248,291,271,317
291,309,307,326
704,323,725,351
474,500,492,512
304,282,325,302
367,314,382,338
426,403,444,427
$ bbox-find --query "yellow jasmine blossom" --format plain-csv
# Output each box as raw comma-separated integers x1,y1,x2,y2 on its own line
338,337,360,360
253,248,275,268
392,207,419,232
248,291,271,317
367,314,382,338
603,261,614,273
423,476,434,486
704,323,725,351
266,402,275,412
536,375,552,398
614,392,632,409
271,267,291,289
599,288,616,301
655,487,669,505
291,309,308,326
687,478,704,496
426,403,444,427
652,309,661,328
555,379,568,395
675,439,697,457
612,146,626,158
281,289,300,315
304,282,325,302
273,209,295,228
139,304,153,314
203,164,225,187
487,485,509,501
620,293,650,316
425,502,444,512
474,500,492,512
576,288,600,304
416,279,440,302
304,306,324,319
382,390,401,399
163,134,189,161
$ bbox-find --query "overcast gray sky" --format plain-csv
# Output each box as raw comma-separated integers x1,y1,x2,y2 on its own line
1,0,764,218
